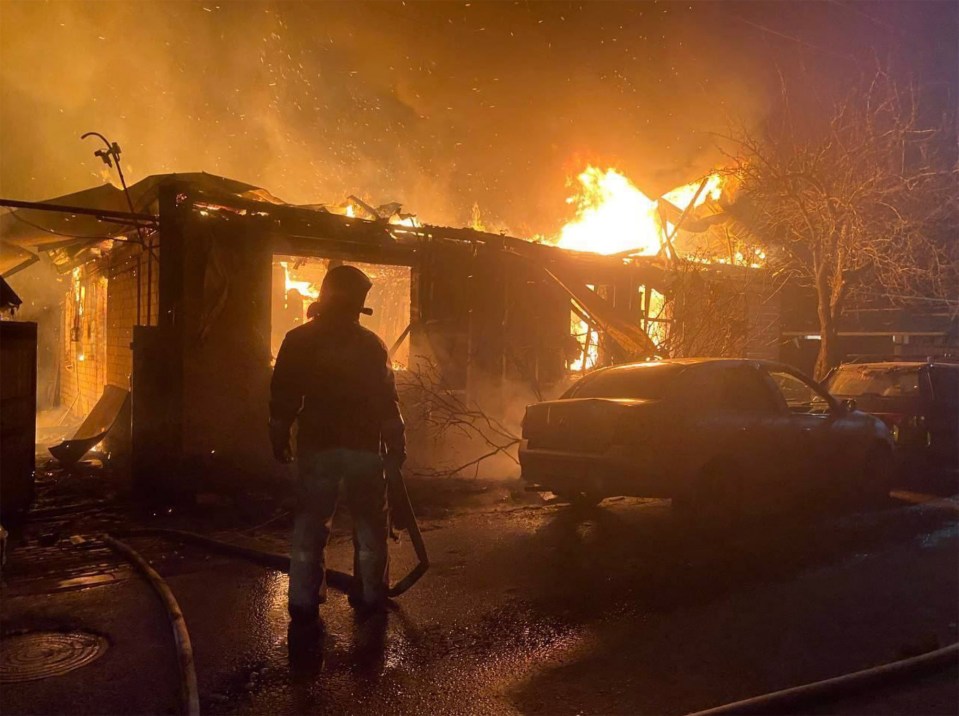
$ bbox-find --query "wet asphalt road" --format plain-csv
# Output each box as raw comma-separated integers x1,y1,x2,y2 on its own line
3,492,958,715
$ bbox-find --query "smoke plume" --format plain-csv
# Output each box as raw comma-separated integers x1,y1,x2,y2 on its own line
2,1,953,236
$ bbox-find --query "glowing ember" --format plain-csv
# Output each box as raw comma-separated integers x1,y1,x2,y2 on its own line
555,166,725,257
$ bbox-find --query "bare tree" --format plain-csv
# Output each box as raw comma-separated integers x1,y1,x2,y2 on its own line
398,358,521,478
652,262,763,360
731,69,958,378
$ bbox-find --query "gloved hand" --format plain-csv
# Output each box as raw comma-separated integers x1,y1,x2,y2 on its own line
269,420,294,464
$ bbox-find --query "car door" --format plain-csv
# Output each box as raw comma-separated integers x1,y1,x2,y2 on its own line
712,364,790,499
926,365,959,469
762,366,851,498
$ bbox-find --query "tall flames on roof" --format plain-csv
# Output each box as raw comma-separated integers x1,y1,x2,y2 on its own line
556,166,723,256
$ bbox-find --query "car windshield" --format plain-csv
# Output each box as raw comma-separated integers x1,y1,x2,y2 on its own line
571,364,682,400
827,365,921,397
929,366,958,404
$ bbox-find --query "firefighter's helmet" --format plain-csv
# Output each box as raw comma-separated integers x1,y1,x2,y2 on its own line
319,265,373,316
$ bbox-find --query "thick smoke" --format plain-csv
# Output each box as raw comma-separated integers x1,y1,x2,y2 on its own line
5,256,67,412
3,1,949,237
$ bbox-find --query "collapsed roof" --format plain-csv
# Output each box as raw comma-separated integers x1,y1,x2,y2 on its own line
0,171,672,359
0,173,284,276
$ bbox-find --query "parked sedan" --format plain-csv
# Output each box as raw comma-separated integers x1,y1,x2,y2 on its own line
520,358,894,512
824,361,959,477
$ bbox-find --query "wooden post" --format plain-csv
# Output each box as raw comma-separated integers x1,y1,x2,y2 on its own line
132,182,186,498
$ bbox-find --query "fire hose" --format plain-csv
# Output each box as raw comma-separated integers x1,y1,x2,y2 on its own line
119,465,429,598
103,534,200,716
98,469,426,715
685,640,959,716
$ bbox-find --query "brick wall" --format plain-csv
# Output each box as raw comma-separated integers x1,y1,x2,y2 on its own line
59,242,159,417
105,243,160,389
106,266,138,388
60,267,108,417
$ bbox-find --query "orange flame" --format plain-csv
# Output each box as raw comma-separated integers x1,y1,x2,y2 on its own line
555,166,725,257
280,261,319,300
662,173,723,211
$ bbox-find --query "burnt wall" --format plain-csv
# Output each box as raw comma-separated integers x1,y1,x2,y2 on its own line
60,267,107,417
105,268,135,388
105,245,159,389
1,321,37,517
177,212,277,485
411,243,571,401
56,240,158,424
499,254,571,397
403,244,573,475
409,242,472,388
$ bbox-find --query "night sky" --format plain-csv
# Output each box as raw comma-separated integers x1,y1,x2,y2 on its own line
1,1,955,236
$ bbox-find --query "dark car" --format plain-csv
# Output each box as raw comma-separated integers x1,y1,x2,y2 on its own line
520,358,894,512
824,361,959,476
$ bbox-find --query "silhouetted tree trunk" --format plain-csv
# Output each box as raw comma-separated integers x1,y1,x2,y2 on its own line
732,69,958,379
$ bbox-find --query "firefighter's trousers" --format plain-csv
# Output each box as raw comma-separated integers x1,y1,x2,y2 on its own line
288,448,389,613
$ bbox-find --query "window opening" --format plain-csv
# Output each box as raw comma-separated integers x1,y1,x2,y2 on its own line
639,284,668,348
570,284,600,372
271,255,412,368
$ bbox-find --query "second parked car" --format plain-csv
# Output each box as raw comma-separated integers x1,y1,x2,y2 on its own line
520,358,894,512
825,360,959,478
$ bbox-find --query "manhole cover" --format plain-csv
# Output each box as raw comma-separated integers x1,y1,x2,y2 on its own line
0,631,108,683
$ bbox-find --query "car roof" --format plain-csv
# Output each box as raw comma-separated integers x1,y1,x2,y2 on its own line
590,357,804,375
834,361,959,370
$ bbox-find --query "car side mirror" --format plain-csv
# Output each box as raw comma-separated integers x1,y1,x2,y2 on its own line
838,398,857,414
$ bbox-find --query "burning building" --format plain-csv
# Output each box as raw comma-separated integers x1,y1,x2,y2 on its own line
0,170,781,492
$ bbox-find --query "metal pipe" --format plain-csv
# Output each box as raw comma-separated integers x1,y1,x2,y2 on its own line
146,235,153,326
136,252,142,326
80,132,149,247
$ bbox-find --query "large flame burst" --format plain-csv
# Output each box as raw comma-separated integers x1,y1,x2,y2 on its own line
557,166,723,256
557,166,727,371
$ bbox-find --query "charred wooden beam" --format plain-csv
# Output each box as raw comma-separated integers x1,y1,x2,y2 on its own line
0,198,157,225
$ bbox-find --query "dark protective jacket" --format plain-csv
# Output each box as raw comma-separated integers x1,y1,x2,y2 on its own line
270,309,405,455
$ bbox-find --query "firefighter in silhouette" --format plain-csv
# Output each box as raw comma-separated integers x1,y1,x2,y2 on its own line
270,265,405,622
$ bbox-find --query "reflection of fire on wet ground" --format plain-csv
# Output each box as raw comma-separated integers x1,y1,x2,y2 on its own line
3,460,129,596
